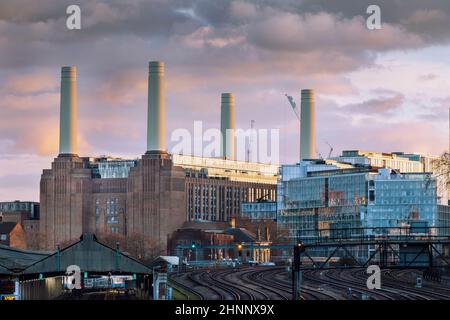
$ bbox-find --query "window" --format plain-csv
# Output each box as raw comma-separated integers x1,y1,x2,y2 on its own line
0,234,7,241
106,216,118,224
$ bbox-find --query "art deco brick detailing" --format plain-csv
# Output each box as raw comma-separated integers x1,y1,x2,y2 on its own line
59,66,78,155
40,152,275,251
126,152,186,252
40,155,92,249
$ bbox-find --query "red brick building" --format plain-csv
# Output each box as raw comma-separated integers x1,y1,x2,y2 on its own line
0,222,27,249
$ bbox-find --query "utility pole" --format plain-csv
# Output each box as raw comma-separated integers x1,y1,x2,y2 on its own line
292,241,305,300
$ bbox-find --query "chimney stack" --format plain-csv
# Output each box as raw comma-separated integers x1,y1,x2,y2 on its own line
59,66,78,156
147,61,166,152
221,93,235,160
300,89,316,160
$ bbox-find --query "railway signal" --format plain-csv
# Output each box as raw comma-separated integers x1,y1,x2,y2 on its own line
294,241,305,270
237,243,243,257
292,241,305,300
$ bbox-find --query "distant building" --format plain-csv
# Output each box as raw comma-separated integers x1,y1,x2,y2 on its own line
0,222,27,249
277,161,448,259
168,226,235,261
40,153,277,251
333,150,424,172
0,201,40,239
0,201,40,220
241,201,277,221
40,152,186,252
175,154,277,223
39,62,278,253
438,205,450,236
168,222,271,263
332,150,448,205
240,199,278,247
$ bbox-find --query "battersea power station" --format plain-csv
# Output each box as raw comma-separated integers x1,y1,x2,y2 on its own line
39,62,278,253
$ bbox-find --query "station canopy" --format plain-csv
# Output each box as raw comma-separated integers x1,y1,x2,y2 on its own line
21,233,152,275
0,244,50,275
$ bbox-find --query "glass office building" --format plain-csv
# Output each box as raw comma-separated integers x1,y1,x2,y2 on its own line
277,162,447,253
365,171,438,235
241,201,277,221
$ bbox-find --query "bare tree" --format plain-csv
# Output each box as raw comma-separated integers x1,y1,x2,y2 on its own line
26,231,47,251
432,152,450,188
96,232,163,264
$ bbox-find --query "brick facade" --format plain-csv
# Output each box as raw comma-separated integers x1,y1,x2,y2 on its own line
40,155,92,249
40,152,276,254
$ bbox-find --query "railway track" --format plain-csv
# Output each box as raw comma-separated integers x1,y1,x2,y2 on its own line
171,267,337,300
247,267,338,300
169,266,450,300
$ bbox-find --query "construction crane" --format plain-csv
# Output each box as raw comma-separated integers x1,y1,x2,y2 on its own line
324,140,334,159
285,93,302,160
285,94,300,120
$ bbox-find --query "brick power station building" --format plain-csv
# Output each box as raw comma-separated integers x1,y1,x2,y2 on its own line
39,62,277,253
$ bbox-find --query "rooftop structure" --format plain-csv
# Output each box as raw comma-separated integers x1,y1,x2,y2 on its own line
172,154,279,184
332,150,448,205
83,157,138,179
0,201,40,220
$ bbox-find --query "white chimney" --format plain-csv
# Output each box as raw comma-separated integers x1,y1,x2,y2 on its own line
59,66,78,155
300,89,316,160
220,93,235,160
147,61,166,152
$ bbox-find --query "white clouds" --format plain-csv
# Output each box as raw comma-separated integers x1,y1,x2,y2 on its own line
0,0,450,200
344,93,404,115
247,11,423,53
4,71,57,95
230,1,258,21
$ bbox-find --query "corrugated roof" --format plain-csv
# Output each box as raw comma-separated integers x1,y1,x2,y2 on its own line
0,244,50,274
22,233,152,275
0,263,12,275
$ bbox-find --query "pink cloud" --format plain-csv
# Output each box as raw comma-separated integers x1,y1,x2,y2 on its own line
4,71,57,95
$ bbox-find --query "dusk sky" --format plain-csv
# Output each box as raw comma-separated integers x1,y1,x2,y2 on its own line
1,0,449,201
